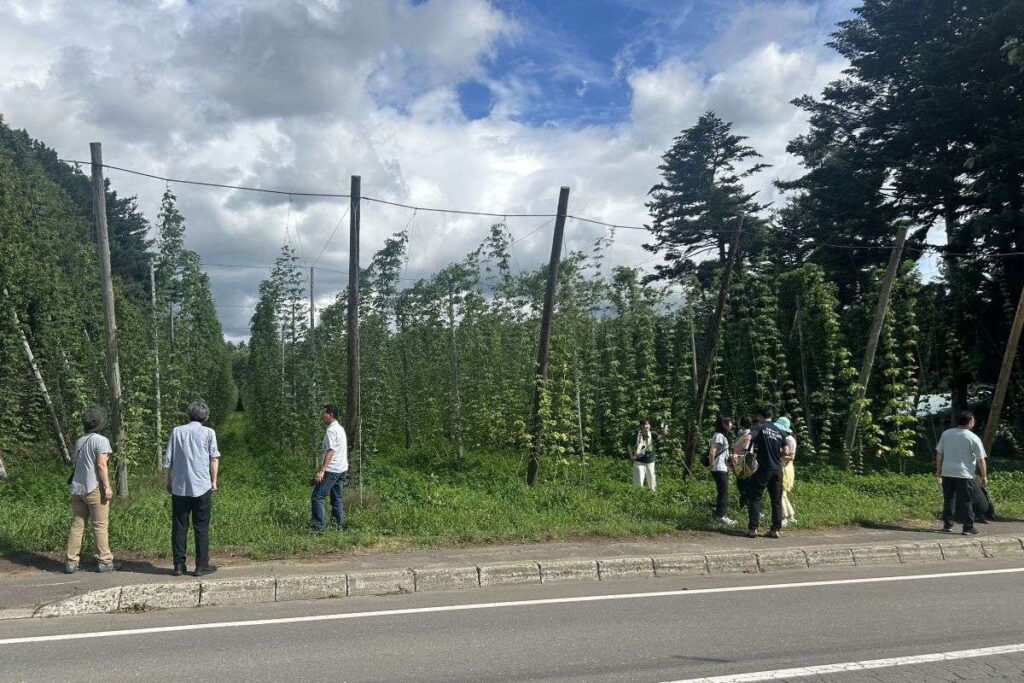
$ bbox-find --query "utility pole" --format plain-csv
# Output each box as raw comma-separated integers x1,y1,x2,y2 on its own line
347,175,361,490
983,281,1024,454
150,261,162,468
4,287,70,463
843,223,909,468
527,186,570,486
684,215,743,479
90,143,127,497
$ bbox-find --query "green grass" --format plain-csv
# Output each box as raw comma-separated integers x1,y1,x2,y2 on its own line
2,413,1023,560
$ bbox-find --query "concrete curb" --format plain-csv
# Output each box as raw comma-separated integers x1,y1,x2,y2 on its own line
11,535,1024,621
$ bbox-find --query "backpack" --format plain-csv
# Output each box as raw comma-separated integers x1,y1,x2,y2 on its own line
729,432,758,478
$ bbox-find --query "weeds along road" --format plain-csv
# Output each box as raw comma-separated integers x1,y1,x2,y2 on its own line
3,560,1024,682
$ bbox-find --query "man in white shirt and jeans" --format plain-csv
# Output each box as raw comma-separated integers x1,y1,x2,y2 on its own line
311,404,348,533
936,410,988,535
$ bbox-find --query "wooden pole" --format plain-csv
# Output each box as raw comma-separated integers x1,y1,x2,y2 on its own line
309,266,319,469
684,214,743,480
842,223,909,468
347,175,361,487
689,313,699,399
150,261,162,468
90,143,127,497
527,186,570,486
447,283,465,459
398,299,413,450
4,287,71,463
794,295,815,443
983,281,1024,454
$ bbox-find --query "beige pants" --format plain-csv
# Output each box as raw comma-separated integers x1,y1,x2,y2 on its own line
66,488,113,564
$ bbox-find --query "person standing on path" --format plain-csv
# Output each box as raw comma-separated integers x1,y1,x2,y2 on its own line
774,416,798,527
936,410,987,535
709,415,736,526
164,401,220,577
733,406,790,538
731,416,754,513
627,418,659,491
311,404,348,533
65,407,117,574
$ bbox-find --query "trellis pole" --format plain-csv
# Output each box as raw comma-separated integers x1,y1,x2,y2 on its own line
4,287,70,463
150,261,162,467
983,280,1024,455
842,223,909,469
90,143,128,497
347,175,361,495
684,214,743,480
527,186,570,486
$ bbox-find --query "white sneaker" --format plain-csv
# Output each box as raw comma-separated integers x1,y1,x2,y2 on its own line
781,518,790,527
715,516,737,526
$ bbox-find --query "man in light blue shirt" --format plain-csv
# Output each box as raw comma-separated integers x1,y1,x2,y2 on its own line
164,401,220,576
936,410,987,535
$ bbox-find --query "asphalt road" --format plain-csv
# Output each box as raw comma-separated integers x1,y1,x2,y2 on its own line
2,560,1023,682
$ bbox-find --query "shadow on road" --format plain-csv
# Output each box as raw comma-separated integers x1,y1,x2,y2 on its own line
1,551,167,575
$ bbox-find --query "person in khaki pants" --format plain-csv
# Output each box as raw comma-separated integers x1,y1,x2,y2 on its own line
65,407,118,573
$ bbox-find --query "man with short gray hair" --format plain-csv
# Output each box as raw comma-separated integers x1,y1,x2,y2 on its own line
163,400,220,576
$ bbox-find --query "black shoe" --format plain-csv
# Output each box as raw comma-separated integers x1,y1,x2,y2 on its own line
194,564,218,578
767,529,781,539
962,527,981,536
976,518,989,524
171,563,186,577
941,525,954,533
746,530,758,538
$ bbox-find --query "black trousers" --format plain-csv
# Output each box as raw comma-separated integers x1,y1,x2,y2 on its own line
172,491,212,568
942,477,975,530
747,469,783,532
712,471,730,518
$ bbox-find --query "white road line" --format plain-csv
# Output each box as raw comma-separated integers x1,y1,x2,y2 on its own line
664,642,1024,682
2,566,1023,646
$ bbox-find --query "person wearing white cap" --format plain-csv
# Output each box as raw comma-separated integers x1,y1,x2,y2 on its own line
774,416,798,527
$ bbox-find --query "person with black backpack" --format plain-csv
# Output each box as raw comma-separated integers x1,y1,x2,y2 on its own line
732,406,790,538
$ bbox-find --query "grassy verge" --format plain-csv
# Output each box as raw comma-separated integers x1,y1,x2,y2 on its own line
2,413,1023,560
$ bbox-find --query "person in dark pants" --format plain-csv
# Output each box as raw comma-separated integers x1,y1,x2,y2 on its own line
936,410,987,535
311,404,348,533
708,415,736,526
733,406,790,539
731,416,754,513
164,401,220,577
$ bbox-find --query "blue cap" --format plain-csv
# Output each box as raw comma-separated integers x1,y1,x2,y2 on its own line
774,416,792,432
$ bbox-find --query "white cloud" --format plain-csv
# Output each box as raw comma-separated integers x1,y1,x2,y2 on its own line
0,0,849,337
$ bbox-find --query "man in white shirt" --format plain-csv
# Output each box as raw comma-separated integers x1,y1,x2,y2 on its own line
936,410,987,535
311,404,348,533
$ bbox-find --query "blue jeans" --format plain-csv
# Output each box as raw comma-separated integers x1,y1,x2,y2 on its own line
311,470,347,531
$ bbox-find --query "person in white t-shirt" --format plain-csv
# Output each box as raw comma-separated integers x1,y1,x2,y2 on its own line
709,415,736,526
936,410,987,535
311,404,349,533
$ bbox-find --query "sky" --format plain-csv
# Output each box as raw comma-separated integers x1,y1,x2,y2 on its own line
0,0,861,340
